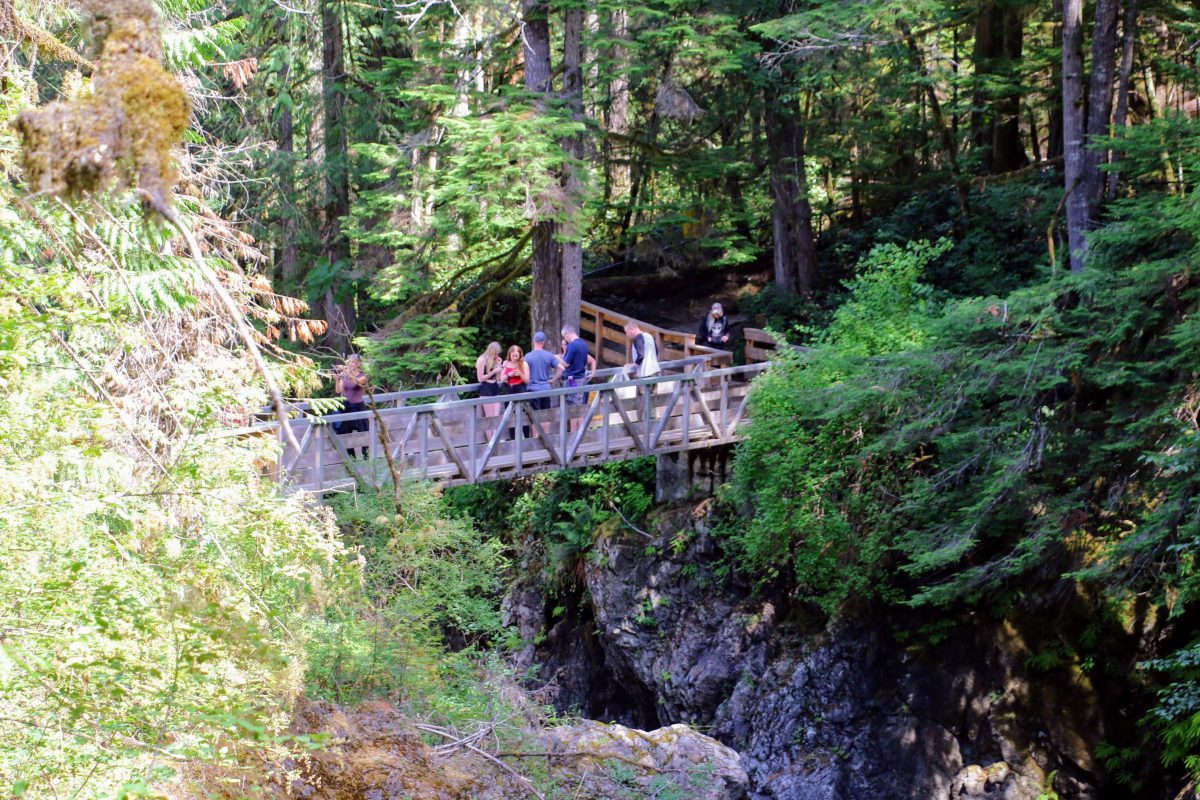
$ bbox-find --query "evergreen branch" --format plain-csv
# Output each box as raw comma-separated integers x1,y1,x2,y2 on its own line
145,192,302,454
425,226,534,310
457,244,533,321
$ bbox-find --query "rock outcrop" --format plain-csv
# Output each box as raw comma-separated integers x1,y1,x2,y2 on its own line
541,720,748,799
513,501,1156,800
183,699,747,800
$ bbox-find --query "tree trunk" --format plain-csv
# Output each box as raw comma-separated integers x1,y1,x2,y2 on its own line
1062,0,1089,271
903,26,969,215
1084,0,1120,213
1028,106,1042,162
993,5,1027,172
320,0,355,353
559,2,585,341
765,80,817,297
1106,0,1137,200
275,20,299,286
972,2,1027,174
521,0,563,341
605,6,630,201
1047,0,1065,161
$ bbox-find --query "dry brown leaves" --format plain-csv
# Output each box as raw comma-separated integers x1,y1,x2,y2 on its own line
220,57,258,91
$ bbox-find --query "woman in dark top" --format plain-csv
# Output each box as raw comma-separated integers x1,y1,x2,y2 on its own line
334,354,370,457
476,342,504,418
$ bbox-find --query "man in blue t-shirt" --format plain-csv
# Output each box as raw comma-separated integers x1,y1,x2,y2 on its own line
525,331,561,411
559,325,593,406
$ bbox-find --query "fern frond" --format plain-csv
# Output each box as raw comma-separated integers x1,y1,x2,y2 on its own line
162,17,246,70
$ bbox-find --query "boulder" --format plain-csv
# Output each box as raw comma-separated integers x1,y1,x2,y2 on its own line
540,719,749,800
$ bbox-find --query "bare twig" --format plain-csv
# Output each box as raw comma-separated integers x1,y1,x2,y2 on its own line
414,723,545,800
608,499,653,539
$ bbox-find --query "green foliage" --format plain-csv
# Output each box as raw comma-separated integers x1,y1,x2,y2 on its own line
819,237,951,356
1143,643,1200,777
1034,770,1060,800
727,116,1200,778
446,459,656,589
357,312,477,388
720,344,902,611
305,486,508,719
0,188,348,794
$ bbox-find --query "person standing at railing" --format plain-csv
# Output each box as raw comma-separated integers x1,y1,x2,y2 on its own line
501,344,531,440
624,321,661,380
697,302,730,347
475,342,504,419
525,331,562,412
560,324,595,431
333,353,370,458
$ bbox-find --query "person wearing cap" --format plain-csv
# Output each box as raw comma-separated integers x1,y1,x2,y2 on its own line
525,331,562,411
698,302,730,347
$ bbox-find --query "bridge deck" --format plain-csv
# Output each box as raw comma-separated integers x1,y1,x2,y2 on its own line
247,358,763,492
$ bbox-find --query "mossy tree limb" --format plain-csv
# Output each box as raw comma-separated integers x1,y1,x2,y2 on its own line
0,0,95,71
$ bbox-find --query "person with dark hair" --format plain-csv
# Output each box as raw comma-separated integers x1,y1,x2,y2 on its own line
560,324,595,431
698,302,730,347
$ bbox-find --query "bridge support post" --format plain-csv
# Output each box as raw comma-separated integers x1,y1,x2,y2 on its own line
655,444,735,503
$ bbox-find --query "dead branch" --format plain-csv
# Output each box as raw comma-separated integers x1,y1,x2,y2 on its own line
413,723,545,800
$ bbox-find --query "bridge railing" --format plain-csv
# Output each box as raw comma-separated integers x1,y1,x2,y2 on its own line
744,327,814,364
267,357,767,492
255,356,710,418
580,300,733,369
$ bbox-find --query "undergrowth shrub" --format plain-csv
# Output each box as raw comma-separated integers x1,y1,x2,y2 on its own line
446,459,655,590
725,116,1200,780
305,485,508,721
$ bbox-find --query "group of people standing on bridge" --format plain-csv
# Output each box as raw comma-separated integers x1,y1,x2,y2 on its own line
331,303,733,447
474,325,597,419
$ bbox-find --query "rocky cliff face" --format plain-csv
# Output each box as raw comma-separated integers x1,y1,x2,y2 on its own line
506,501,1160,800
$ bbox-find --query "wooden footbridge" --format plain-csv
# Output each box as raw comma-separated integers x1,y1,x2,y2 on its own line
246,301,788,493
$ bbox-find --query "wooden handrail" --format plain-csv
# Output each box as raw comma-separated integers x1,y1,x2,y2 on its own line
261,355,715,416
269,304,733,417
579,299,732,369
744,327,813,364
264,360,768,425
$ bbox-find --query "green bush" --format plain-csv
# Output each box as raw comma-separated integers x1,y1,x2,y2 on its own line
306,485,508,716
446,459,656,589
819,237,951,357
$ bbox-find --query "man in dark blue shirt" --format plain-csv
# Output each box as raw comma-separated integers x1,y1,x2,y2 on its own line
560,324,593,403
560,324,595,431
